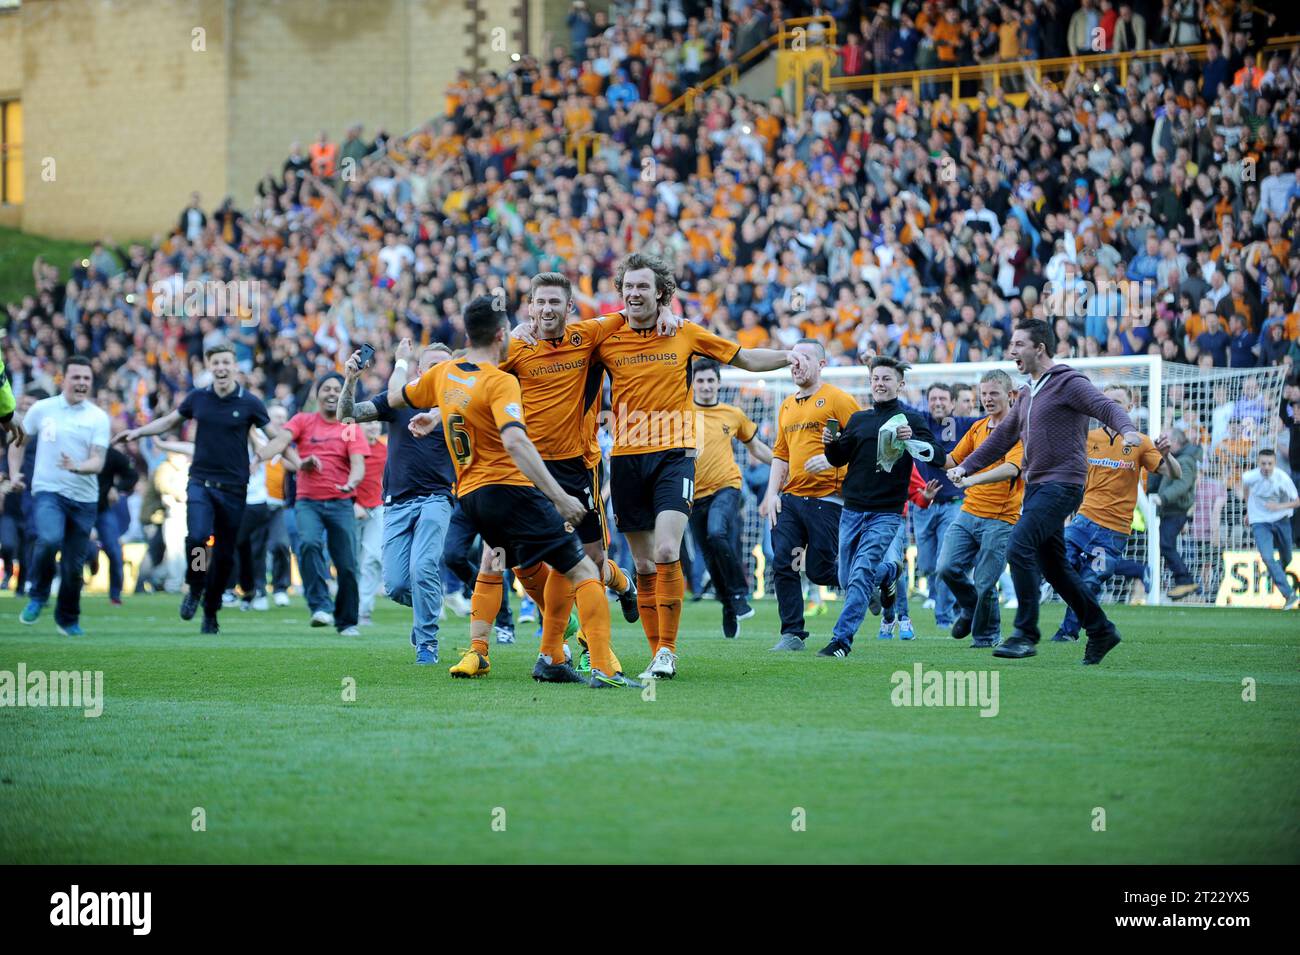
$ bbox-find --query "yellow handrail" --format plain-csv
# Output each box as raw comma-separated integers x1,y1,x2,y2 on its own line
661,15,838,115
825,35,1300,104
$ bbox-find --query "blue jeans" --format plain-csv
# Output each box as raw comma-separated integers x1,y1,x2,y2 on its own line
832,510,904,645
913,498,960,625
1007,483,1111,642
383,493,453,649
1252,521,1296,600
29,491,97,626
1059,515,1130,638
186,480,247,617
94,508,124,601
938,509,1014,640
880,523,910,620
296,498,359,630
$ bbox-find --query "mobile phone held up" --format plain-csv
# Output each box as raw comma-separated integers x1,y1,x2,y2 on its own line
825,417,841,440
357,343,376,369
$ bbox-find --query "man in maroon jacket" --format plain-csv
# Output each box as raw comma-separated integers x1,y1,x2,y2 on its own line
949,320,1141,664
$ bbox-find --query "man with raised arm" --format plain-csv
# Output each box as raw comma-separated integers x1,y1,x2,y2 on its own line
948,320,1142,664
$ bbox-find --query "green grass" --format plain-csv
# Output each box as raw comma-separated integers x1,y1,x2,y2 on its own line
1,595,1297,863
0,227,94,309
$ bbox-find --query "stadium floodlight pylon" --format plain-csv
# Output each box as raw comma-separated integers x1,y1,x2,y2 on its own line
719,356,1290,608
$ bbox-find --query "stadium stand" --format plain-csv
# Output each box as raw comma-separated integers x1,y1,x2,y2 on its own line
1,0,1298,607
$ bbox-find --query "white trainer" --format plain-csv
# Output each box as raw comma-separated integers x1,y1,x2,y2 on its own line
443,591,472,617
642,646,677,680
338,625,361,637
273,591,291,607
252,595,269,611
310,610,334,627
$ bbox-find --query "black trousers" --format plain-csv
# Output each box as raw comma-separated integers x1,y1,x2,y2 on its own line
233,502,272,597
185,480,247,618
689,487,747,605
266,505,293,593
771,493,842,641
1008,482,1111,642
445,502,512,628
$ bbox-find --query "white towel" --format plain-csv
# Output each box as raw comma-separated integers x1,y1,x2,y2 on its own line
877,413,935,473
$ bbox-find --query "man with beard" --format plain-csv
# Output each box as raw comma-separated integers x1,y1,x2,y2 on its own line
397,295,638,687
258,370,368,636
117,344,278,634
593,253,806,680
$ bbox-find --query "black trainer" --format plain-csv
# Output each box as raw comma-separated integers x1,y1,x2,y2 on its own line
200,614,219,635
992,635,1037,659
816,640,851,658
868,588,882,616
616,576,640,623
732,596,755,621
1082,626,1121,665
180,590,201,621
951,614,973,640
722,604,738,639
532,658,587,683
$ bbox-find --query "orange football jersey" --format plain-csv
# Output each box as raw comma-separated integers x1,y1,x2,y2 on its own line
692,401,758,498
501,313,624,461
1079,428,1163,533
772,383,861,497
402,360,531,497
595,321,740,456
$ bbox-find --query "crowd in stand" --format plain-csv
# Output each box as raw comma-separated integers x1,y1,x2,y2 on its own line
2,0,1299,599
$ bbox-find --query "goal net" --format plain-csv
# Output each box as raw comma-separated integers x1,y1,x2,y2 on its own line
713,357,1292,609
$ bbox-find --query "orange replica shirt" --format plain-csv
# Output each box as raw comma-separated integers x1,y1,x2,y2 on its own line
265,458,286,502
401,360,530,497
950,415,1024,523
772,383,862,498
692,402,758,499
595,322,741,456
500,313,625,461
1079,428,1164,534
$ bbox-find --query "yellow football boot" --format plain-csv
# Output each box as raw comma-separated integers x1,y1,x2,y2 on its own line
449,650,490,678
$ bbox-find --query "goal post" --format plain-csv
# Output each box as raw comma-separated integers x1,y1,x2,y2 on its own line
717,357,1290,609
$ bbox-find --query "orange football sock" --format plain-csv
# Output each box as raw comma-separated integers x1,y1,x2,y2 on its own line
636,572,659,653
655,561,684,653
604,559,630,594
514,562,549,613
540,566,574,663
574,578,616,674
470,573,501,657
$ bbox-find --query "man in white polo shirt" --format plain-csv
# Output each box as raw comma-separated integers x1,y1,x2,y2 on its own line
1242,449,1300,611
8,356,109,634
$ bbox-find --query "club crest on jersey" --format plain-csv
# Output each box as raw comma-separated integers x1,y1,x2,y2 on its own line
569,332,582,347
505,403,522,420
816,398,825,407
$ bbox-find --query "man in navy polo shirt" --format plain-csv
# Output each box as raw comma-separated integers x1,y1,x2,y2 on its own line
117,343,274,633
340,339,457,664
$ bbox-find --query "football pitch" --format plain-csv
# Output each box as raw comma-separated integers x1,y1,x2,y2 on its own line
2,595,1297,864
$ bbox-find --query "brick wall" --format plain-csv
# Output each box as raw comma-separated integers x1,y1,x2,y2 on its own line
10,0,480,241
17,0,229,240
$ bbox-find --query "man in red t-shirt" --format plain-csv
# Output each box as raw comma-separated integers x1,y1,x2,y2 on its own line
355,420,387,625
259,373,368,634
